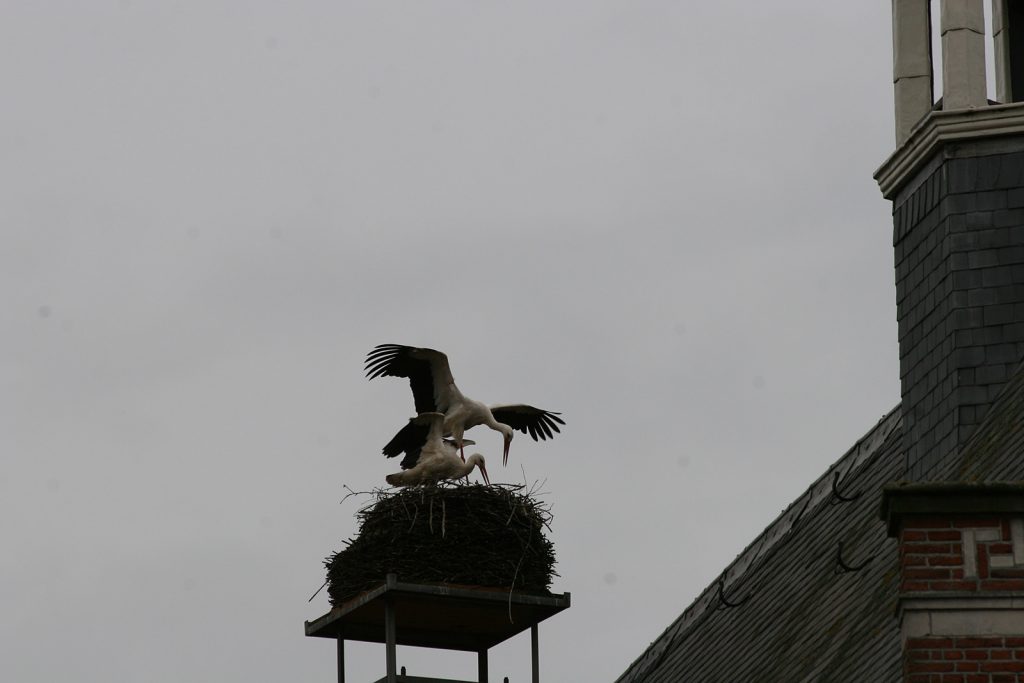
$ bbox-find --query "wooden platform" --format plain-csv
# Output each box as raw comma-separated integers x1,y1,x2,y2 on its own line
305,575,570,682
306,576,570,651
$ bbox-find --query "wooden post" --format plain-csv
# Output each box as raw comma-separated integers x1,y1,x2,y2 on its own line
336,639,345,683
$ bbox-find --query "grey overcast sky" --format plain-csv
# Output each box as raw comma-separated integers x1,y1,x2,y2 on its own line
3,2,904,681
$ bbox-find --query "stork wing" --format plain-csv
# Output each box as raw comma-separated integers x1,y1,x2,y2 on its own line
489,404,565,441
365,344,456,414
382,420,426,468
382,412,446,469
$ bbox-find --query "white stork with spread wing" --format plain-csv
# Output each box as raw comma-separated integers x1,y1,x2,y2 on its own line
365,344,565,466
384,412,490,487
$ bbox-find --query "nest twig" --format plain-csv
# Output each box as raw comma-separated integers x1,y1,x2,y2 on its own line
324,482,557,606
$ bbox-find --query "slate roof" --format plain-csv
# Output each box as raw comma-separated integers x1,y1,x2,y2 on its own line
616,361,1024,682
615,408,905,683
954,358,1024,482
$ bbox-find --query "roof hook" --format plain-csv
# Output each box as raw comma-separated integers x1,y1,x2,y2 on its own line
829,470,863,504
787,495,812,536
714,578,752,609
834,540,875,574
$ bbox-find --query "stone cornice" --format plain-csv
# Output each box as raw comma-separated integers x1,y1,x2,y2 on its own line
875,102,1024,199
880,481,1024,536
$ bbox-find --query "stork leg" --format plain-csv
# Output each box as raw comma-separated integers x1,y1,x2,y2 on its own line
459,443,466,463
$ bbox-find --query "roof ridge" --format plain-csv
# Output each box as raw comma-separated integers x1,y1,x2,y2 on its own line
614,405,902,683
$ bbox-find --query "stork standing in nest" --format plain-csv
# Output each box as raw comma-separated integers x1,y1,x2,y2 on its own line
384,412,490,487
366,344,565,466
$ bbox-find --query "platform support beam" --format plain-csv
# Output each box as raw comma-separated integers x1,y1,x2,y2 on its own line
385,599,397,683
531,624,539,683
305,578,570,683
477,649,488,682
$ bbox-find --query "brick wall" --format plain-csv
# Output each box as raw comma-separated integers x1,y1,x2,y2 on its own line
904,635,1024,682
892,146,1024,479
900,517,1024,593
899,514,1024,682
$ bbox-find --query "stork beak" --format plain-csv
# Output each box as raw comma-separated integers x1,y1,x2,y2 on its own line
479,461,491,486
503,434,511,467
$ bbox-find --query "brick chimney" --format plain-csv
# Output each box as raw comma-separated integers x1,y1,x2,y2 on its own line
878,0,1024,480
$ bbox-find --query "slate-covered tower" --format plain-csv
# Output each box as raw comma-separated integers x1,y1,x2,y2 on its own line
877,0,1024,480
877,3,1024,681
614,3,1024,681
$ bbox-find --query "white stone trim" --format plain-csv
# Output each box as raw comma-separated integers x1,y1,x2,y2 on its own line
893,0,935,144
875,102,1024,198
992,0,1010,102
991,553,1015,569
963,527,1001,578
895,0,936,79
1012,518,1024,565
985,517,1024,569
941,0,986,34
901,594,1024,638
941,14,988,111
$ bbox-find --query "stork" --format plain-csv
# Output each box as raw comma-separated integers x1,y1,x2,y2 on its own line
365,344,565,466
384,412,491,487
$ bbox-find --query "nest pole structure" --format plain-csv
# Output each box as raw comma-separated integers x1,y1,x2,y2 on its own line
307,484,568,681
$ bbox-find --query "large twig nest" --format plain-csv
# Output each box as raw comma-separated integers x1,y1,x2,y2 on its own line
325,483,557,606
